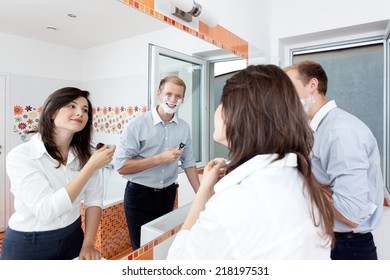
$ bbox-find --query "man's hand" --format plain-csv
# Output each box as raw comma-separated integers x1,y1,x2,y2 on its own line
158,148,181,164
322,186,359,228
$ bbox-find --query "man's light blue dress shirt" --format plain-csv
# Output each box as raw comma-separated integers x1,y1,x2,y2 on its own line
115,107,196,189
310,100,384,233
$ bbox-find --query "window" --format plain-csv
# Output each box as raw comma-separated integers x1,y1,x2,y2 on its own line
291,38,389,193
149,45,208,167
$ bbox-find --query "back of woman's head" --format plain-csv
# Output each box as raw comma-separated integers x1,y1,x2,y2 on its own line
221,64,313,174
39,87,93,168
221,65,334,245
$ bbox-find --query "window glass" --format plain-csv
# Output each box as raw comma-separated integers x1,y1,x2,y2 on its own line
293,43,385,169
149,45,208,167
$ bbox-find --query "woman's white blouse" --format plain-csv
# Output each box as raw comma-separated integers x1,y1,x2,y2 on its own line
6,133,102,232
167,153,331,260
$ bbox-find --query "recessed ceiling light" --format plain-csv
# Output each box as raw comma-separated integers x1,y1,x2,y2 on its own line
46,26,57,31
68,13,77,18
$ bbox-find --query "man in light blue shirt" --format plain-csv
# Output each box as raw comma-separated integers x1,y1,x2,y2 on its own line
115,76,200,250
285,60,384,260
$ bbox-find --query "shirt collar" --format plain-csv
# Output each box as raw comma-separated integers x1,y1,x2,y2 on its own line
29,133,76,165
152,105,178,125
214,153,298,193
29,133,47,159
310,100,337,132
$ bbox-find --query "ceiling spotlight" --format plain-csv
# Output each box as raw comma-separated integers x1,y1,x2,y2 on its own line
67,13,77,18
46,26,57,31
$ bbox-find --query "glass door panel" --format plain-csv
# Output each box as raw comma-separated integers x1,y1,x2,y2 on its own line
149,45,208,167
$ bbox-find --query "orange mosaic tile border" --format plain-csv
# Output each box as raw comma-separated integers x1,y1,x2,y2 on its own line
119,0,248,59
120,223,183,260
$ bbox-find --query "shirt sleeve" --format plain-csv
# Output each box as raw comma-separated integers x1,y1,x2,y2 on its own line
83,170,103,209
6,149,72,224
166,200,234,259
324,128,377,224
114,121,139,170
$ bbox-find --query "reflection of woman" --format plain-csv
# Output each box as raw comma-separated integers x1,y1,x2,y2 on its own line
1,87,116,260
167,65,334,259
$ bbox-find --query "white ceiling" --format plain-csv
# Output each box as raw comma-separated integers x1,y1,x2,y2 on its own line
0,0,169,49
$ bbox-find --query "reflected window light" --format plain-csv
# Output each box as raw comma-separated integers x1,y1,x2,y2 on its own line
214,59,247,76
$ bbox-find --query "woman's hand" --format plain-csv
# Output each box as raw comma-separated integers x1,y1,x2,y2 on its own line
78,244,102,260
180,159,226,231
88,144,116,170
200,158,226,192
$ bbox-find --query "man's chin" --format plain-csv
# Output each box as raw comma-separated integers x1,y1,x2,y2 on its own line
161,103,179,114
162,108,177,115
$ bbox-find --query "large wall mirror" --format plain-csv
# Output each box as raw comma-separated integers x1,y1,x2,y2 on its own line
0,0,245,255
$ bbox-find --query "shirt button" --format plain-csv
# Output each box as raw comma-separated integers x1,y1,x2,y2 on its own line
160,181,163,183
162,170,165,172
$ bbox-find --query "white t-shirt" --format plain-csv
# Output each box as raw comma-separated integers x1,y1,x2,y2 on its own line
167,153,331,259
6,133,102,232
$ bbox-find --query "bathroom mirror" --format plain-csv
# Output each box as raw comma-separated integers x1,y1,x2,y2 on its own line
0,0,244,256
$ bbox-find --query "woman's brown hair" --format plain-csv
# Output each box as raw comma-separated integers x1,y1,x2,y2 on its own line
221,64,334,245
38,87,93,169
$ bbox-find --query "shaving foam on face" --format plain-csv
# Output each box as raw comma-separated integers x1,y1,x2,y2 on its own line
160,96,182,114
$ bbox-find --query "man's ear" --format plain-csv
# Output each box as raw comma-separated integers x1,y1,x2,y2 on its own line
309,77,319,91
157,89,162,101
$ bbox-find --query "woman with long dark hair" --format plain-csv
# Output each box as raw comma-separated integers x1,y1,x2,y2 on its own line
2,87,116,260
167,65,334,259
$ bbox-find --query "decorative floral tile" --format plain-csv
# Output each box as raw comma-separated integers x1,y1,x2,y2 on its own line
92,105,147,134
13,105,41,142
12,104,147,141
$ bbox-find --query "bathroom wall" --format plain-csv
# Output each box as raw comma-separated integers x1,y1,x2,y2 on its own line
269,0,389,65
0,33,83,150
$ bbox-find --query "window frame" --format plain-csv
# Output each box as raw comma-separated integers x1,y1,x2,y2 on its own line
289,36,389,195
148,44,209,168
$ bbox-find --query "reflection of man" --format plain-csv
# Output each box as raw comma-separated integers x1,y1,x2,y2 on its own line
115,76,200,250
285,60,384,260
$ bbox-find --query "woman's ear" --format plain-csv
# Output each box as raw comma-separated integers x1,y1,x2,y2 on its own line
51,110,58,121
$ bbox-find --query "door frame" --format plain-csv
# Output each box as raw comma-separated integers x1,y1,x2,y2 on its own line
0,72,11,232
384,22,390,195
